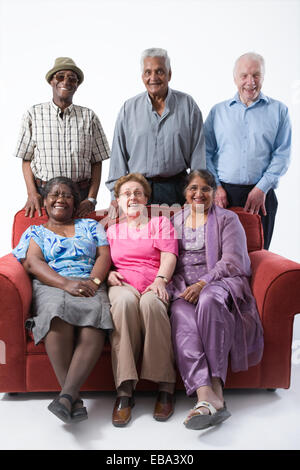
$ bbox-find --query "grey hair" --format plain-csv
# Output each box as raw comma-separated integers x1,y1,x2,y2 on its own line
233,52,265,78
140,48,171,72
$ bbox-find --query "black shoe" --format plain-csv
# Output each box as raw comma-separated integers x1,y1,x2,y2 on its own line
48,393,73,424
72,398,88,423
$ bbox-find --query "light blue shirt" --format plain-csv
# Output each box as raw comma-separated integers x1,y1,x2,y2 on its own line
106,88,205,194
204,92,292,193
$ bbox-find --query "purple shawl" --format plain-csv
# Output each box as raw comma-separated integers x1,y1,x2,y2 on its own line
169,204,264,372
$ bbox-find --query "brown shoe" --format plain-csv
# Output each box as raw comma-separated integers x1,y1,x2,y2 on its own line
112,396,135,427
153,391,175,421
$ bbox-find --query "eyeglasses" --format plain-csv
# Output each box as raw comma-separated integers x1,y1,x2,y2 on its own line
119,190,145,198
53,73,79,84
48,192,74,200
186,185,213,193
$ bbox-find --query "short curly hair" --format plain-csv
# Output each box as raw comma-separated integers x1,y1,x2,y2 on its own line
114,173,152,200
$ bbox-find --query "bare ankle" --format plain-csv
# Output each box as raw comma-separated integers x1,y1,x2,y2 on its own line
211,377,224,401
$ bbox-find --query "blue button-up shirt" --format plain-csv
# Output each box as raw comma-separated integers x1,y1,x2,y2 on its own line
204,92,291,193
106,88,205,194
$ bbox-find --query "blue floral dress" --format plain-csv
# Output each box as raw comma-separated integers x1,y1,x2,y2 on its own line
13,219,113,344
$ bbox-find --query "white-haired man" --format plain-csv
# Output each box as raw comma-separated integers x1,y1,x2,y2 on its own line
106,48,205,206
204,52,291,249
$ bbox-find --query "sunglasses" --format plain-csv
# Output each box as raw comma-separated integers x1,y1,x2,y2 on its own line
53,73,79,84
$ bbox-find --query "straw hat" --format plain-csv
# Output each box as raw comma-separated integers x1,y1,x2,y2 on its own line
45,57,84,84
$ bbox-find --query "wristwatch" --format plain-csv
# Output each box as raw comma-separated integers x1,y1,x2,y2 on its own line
88,197,97,207
91,277,101,287
156,275,168,283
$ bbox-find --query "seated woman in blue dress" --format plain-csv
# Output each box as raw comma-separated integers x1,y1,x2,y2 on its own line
13,176,113,424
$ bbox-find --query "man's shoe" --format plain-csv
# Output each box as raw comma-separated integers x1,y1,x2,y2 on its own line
112,396,135,427
153,391,175,421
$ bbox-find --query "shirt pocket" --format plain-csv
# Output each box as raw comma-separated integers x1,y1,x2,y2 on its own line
75,133,93,160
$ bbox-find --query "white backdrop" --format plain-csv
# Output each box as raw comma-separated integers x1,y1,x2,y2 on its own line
0,2,300,450
0,0,299,263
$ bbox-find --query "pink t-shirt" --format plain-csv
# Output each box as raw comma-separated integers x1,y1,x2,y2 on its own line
106,216,178,293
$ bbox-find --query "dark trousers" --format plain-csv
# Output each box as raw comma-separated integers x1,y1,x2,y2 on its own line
147,172,187,206
221,182,278,250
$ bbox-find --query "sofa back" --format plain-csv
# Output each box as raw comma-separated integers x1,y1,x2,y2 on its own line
11,206,264,252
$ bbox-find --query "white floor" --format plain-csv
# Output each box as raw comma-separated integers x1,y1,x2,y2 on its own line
0,363,299,451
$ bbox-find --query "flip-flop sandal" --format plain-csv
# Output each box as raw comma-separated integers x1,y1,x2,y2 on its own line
210,402,231,426
72,398,88,422
184,400,231,430
48,393,73,424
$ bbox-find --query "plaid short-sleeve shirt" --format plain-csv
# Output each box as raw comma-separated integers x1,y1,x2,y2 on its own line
15,101,110,182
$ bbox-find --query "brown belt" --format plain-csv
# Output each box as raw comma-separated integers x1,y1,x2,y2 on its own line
35,178,91,189
147,171,187,183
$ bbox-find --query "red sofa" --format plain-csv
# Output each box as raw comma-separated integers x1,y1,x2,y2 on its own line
0,207,299,393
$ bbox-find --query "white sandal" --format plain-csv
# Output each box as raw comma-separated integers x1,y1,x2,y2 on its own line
184,400,231,430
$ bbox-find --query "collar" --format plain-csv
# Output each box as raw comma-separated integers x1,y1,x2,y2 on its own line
229,91,269,107
146,87,172,107
50,100,74,115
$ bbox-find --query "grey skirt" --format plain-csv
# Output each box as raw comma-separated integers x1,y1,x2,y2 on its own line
26,278,113,345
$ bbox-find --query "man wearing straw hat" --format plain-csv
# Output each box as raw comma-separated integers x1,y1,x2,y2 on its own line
15,57,110,217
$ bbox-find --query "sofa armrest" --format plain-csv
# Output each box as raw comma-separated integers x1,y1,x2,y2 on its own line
0,253,32,392
0,253,32,321
249,250,300,388
250,250,300,319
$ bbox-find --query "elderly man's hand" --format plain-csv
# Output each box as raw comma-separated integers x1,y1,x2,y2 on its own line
24,192,43,218
77,199,95,217
244,187,267,215
214,186,228,208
